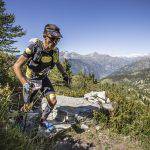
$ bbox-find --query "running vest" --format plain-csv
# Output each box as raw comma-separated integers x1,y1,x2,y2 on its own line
23,38,59,79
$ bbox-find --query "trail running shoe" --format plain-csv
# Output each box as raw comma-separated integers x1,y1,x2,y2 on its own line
41,120,55,132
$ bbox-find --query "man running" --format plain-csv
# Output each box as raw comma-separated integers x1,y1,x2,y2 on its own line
13,24,70,132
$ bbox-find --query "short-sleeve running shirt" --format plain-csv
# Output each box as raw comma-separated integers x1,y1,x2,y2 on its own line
22,39,59,79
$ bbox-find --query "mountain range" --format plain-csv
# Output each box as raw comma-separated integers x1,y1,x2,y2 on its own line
60,51,149,79
101,55,150,102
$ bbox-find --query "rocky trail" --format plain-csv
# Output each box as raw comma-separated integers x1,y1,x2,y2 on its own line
18,92,141,150
42,91,113,134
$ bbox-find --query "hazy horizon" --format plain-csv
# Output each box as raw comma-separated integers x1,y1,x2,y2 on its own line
63,50,150,58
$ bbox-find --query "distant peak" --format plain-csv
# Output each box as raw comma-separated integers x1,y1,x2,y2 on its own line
93,52,99,55
86,52,111,57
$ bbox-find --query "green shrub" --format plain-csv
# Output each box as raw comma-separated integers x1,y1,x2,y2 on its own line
0,52,19,88
0,126,35,150
92,82,150,148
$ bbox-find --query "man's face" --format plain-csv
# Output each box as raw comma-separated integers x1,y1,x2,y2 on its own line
45,36,60,50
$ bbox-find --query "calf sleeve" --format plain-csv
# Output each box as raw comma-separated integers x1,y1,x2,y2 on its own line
42,104,53,120
23,88,30,103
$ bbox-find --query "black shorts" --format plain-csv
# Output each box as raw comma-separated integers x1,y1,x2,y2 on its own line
40,76,55,95
23,76,55,103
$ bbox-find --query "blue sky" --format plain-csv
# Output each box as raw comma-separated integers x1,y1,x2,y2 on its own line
5,0,150,56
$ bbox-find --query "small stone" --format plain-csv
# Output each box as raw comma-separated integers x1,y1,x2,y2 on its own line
73,142,80,148
106,98,111,103
63,137,69,141
80,142,88,149
80,124,89,130
102,103,114,111
95,125,100,130
75,115,84,121
89,147,96,150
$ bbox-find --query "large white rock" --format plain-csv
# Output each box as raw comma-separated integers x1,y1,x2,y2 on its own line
84,91,114,111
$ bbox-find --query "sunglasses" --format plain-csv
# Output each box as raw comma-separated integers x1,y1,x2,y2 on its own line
46,29,62,38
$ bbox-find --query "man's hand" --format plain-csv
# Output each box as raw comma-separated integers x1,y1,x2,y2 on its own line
63,75,71,87
20,102,33,112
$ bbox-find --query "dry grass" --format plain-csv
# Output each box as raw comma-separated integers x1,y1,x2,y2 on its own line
68,123,142,150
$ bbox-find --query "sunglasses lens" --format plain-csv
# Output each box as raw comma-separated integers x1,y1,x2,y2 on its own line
46,29,62,38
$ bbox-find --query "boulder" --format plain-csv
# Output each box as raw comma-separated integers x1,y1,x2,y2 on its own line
84,91,114,112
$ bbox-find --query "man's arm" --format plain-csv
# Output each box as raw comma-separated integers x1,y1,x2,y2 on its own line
56,62,67,77
56,62,71,87
13,55,28,85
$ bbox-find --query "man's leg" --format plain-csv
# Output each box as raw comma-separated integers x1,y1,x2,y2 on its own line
41,92,57,121
40,76,57,128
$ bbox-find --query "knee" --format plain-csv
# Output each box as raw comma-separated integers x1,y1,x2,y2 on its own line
46,93,57,107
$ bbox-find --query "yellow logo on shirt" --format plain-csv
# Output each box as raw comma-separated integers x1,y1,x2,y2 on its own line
41,56,52,63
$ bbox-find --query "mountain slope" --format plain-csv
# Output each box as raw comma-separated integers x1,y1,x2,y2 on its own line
110,56,150,76
60,51,140,79
101,57,150,103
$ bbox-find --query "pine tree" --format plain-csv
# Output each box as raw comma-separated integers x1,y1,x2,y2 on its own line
0,0,25,52
63,58,72,77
